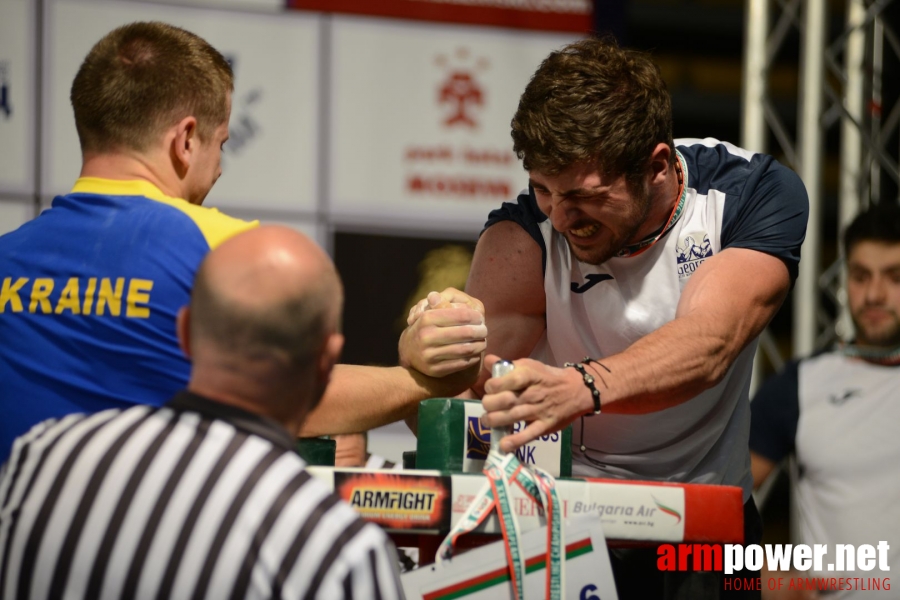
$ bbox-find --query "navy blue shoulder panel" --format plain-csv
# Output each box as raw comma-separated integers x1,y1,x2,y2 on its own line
679,141,770,196
482,187,548,272
749,359,800,463
679,141,809,283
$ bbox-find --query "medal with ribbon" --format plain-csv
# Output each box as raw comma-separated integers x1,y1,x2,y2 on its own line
436,360,565,600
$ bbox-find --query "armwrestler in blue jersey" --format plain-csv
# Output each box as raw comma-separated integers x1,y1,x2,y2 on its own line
0,22,486,464
402,38,808,599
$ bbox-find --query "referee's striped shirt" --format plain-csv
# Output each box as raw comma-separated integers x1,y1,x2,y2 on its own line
0,391,405,600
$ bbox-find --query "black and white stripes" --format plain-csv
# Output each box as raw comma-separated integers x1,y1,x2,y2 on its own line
0,392,404,600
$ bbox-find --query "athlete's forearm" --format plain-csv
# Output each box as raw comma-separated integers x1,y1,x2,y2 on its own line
298,363,480,436
595,312,748,414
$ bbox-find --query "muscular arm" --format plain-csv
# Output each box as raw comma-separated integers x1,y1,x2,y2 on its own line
483,247,791,449
465,221,547,396
594,247,790,412
322,286,487,438
299,362,479,436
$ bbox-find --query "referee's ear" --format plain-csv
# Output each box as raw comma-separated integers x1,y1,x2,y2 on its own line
177,306,192,360
317,332,344,388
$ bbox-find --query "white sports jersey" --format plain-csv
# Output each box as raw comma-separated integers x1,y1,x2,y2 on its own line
751,353,900,598
485,138,808,499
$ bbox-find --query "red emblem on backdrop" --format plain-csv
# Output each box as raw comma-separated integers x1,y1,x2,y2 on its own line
436,48,489,129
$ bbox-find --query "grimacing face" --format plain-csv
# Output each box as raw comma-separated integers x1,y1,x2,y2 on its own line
530,163,651,265
847,240,900,348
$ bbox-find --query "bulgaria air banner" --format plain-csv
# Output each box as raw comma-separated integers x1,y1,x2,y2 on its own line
288,0,592,33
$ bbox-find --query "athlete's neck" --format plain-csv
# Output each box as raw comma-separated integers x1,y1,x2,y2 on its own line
80,152,187,201
629,154,683,245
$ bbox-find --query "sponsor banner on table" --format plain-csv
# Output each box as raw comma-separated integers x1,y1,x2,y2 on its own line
462,401,564,476
450,474,687,541
334,470,452,531
310,467,690,541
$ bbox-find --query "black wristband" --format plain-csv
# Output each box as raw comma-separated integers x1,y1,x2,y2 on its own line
564,361,601,414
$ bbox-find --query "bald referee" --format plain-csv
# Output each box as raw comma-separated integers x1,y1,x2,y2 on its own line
0,226,404,599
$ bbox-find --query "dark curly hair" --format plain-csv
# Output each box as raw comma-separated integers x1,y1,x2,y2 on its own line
511,37,674,190
844,202,900,255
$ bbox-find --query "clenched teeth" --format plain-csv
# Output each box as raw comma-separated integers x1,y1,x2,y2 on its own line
569,224,599,238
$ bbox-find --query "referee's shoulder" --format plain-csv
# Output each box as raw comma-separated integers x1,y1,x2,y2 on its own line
295,475,403,598
299,471,390,545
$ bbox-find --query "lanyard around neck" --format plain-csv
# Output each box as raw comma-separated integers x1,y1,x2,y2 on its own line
615,149,687,259
841,342,900,366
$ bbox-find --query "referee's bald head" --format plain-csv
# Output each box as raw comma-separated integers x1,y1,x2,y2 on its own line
178,226,344,422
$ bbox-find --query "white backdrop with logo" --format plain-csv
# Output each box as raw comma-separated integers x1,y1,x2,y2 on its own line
41,0,321,219
329,16,576,233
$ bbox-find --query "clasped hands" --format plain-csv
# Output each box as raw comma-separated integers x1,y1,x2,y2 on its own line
400,288,487,378
400,289,591,452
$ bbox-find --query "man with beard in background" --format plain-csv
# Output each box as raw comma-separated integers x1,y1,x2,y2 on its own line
750,204,900,599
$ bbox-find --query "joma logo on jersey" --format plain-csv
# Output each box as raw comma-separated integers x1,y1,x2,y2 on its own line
829,389,861,405
571,273,614,294
676,233,713,279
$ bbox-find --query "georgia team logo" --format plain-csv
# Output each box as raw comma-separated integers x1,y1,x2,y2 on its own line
676,233,713,280
465,415,491,460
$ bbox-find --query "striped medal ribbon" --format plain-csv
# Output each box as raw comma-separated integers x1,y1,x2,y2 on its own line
436,361,565,600
841,342,900,366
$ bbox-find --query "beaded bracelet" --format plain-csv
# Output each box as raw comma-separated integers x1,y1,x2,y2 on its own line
563,361,601,414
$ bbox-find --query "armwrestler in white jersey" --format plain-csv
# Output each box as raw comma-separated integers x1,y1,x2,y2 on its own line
402,37,809,600
750,205,900,599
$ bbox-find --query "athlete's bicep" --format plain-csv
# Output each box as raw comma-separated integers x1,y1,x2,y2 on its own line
677,247,790,358
467,221,546,396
